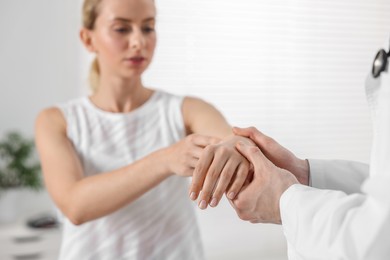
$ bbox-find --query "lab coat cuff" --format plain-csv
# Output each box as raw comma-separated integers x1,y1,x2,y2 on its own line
307,159,327,189
280,184,323,243
279,184,306,240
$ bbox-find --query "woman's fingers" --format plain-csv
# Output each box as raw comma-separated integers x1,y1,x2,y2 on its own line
191,146,204,161
204,159,238,208
225,163,250,200
189,146,215,201
195,154,228,209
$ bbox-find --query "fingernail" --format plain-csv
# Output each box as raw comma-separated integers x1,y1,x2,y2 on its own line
210,198,218,207
190,192,197,200
228,192,235,199
199,200,207,210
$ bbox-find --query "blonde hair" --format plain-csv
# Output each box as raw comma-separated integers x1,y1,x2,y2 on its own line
82,0,102,92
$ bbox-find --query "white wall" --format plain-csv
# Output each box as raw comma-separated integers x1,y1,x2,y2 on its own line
1,1,389,259
143,1,390,259
0,0,83,136
0,0,84,234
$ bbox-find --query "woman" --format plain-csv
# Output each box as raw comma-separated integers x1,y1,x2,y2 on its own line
35,0,251,259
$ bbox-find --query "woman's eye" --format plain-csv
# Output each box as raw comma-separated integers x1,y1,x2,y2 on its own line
115,28,130,34
142,27,155,33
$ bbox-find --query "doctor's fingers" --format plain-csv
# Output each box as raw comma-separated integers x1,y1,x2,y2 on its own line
233,127,277,151
229,186,259,222
235,142,269,172
226,179,261,222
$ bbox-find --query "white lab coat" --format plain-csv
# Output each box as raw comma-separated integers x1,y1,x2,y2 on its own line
279,55,390,259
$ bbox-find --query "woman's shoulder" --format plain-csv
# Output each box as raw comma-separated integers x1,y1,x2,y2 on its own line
35,97,87,130
35,107,66,135
182,95,214,111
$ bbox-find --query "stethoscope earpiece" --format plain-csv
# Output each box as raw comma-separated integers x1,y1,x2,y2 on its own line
372,42,390,78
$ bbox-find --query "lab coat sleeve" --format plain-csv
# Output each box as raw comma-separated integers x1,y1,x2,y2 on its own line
280,178,390,260
279,46,390,260
308,159,369,194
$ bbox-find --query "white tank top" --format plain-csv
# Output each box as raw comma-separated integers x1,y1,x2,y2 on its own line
56,90,205,260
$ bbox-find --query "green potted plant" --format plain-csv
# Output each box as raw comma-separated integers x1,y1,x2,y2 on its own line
0,131,42,191
0,131,42,223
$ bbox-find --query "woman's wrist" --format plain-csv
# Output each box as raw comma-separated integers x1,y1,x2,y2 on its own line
150,148,175,179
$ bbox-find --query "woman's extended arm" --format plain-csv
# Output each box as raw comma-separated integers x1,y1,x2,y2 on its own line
35,107,217,225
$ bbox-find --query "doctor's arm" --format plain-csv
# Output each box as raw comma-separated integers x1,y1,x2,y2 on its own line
233,127,390,259
308,159,369,194
280,177,390,259
233,127,369,194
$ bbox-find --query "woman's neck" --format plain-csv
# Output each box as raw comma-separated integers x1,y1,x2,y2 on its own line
90,75,154,113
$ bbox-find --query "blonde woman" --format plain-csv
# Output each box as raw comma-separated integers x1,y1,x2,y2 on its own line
35,0,251,259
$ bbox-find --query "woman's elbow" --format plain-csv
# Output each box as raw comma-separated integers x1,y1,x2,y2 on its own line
61,202,89,226
67,214,85,226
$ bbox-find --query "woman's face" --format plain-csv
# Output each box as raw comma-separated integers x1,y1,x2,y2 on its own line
89,0,156,79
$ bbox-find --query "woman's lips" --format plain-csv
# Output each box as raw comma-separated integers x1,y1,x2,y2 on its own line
125,57,145,66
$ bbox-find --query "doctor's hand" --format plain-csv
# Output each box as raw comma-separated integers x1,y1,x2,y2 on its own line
189,135,254,209
233,127,310,186
230,142,299,224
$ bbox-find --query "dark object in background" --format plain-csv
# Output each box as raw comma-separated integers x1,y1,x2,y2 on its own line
372,38,390,78
27,214,58,229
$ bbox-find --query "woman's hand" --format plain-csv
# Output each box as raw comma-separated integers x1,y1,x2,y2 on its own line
189,135,254,209
165,134,221,177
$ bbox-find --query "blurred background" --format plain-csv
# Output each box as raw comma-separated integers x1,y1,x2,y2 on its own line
0,0,389,259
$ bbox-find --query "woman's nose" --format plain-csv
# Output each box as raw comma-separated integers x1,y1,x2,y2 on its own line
130,29,145,50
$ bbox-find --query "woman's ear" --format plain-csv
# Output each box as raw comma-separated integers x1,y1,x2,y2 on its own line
80,28,97,53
